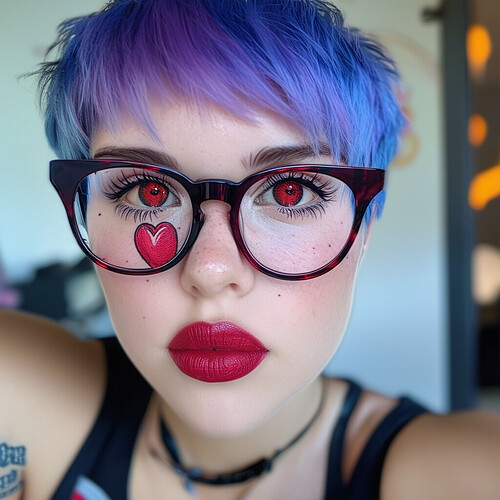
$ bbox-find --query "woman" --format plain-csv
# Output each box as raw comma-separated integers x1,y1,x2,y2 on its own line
1,1,499,499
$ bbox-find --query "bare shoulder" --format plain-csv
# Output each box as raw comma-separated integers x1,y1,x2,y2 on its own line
380,408,500,500
0,309,106,424
0,309,106,499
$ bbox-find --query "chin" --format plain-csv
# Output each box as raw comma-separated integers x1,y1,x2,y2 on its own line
158,370,293,438
184,410,265,439
179,397,274,439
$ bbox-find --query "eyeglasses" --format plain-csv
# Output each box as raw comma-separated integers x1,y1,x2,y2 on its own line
50,159,384,280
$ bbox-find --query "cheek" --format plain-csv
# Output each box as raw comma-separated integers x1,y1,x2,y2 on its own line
95,268,183,347
258,247,360,374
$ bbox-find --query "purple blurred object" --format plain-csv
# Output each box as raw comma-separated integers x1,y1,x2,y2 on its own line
0,288,20,308
0,259,20,308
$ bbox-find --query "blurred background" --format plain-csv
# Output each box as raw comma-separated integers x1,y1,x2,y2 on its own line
0,0,498,412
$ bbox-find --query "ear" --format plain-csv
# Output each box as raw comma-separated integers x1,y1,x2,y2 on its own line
359,205,377,261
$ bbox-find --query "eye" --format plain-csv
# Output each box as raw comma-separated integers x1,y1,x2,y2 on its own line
272,181,304,206
259,176,315,208
138,181,169,207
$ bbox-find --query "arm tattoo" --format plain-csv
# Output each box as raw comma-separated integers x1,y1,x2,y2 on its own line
0,443,26,498
0,444,26,468
0,470,23,498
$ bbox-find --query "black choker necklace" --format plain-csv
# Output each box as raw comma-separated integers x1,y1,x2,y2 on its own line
159,379,326,494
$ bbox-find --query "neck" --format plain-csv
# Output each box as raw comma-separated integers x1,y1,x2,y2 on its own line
152,377,324,475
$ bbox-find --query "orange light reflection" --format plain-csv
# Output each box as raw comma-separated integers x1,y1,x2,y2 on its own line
469,164,500,210
468,114,488,147
467,24,492,77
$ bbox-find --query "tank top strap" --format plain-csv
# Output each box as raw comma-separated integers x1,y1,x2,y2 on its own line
347,396,427,499
51,337,152,500
323,378,363,499
324,379,428,500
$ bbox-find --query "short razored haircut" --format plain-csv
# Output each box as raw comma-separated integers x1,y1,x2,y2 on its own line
38,0,404,177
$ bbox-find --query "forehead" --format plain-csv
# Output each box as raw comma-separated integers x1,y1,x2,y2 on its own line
90,101,325,181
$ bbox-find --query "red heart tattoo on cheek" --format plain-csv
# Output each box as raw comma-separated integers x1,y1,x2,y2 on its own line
134,222,178,268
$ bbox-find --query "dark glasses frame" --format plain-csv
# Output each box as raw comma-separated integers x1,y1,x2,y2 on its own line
50,159,384,280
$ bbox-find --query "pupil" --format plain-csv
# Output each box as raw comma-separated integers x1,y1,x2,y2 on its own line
273,181,303,206
139,182,168,207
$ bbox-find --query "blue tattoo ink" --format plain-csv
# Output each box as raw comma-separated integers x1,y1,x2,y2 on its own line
0,470,23,498
0,483,23,499
0,444,26,467
0,470,17,490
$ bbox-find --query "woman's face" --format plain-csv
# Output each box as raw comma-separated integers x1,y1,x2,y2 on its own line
91,102,368,437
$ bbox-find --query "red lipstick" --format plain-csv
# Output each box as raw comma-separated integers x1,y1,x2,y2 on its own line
168,322,268,383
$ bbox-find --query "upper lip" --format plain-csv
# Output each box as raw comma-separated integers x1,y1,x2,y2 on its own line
168,321,268,352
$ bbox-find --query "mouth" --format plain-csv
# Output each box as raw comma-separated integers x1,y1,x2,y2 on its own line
168,322,269,383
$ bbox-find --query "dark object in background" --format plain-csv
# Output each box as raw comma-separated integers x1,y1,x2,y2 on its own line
479,323,500,386
17,262,69,319
15,258,112,338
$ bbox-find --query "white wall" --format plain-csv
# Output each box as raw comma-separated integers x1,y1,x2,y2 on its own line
324,0,449,411
0,0,449,411
0,1,103,282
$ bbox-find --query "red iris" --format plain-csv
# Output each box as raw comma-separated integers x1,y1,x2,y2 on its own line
138,182,168,207
273,181,303,206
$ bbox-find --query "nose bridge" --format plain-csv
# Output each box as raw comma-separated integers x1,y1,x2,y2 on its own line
181,180,254,297
197,180,233,228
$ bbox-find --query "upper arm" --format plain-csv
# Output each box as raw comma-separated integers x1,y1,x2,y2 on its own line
0,309,106,499
380,411,500,500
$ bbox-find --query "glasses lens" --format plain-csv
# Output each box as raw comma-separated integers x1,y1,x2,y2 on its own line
239,170,355,275
74,167,193,270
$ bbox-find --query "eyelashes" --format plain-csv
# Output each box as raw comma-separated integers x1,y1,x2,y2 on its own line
101,169,173,202
255,171,339,219
113,205,169,223
101,170,179,222
97,168,341,223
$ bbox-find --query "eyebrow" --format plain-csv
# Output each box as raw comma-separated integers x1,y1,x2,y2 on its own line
93,147,180,169
243,142,332,170
92,142,332,172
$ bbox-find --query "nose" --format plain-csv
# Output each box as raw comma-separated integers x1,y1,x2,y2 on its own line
180,201,255,298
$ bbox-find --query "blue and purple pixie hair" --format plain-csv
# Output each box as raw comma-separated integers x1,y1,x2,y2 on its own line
38,0,404,175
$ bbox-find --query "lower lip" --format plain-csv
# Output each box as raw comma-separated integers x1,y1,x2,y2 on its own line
168,322,268,383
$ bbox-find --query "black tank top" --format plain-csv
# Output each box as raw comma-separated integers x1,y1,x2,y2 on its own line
51,338,428,499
